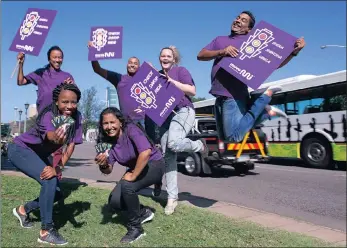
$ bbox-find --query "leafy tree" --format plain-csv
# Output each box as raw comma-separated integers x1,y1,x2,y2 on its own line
78,86,104,136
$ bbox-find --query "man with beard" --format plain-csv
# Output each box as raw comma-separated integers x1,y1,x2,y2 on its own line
88,41,145,126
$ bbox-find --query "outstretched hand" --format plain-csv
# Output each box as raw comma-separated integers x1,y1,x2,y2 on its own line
292,37,305,55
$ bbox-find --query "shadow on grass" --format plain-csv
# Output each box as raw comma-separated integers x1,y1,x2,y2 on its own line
138,187,218,209
31,179,91,229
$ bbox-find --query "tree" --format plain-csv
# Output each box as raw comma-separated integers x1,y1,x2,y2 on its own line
78,86,104,136
26,116,37,131
190,96,207,103
1,124,11,138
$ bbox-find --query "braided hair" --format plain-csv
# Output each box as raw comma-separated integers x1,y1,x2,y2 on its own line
36,82,81,145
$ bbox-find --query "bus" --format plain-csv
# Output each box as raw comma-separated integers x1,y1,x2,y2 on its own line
193,70,347,169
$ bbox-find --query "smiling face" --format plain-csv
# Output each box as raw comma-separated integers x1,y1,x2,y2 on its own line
101,113,122,138
49,49,63,70
127,57,140,76
56,89,78,117
159,48,175,71
231,13,252,35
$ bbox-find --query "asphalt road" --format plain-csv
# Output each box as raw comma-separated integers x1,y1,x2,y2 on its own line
2,142,346,231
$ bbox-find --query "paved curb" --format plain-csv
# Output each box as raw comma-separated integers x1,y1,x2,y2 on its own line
2,170,346,246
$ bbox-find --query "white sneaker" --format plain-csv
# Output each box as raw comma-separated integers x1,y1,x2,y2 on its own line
164,199,178,215
265,105,287,118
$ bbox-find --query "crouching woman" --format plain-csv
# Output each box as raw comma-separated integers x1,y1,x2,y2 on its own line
94,107,164,244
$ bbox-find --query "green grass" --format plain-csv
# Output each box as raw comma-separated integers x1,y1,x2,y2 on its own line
0,175,336,247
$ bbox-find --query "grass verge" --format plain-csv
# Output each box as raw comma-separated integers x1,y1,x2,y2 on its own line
1,174,336,247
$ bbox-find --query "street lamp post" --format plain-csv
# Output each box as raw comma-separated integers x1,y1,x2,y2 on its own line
321,44,346,49
18,109,23,134
24,103,29,132
14,107,18,130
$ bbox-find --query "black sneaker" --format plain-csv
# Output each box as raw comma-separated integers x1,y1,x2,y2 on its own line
152,183,162,197
120,227,146,243
140,207,154,224
12,207,34,228
37,228,68,246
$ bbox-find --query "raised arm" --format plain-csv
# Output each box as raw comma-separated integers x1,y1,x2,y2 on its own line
88,41,108,79
17,52,29,85
278,37,305,69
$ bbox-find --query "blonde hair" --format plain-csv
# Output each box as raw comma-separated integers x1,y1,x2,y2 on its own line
160,45,181,65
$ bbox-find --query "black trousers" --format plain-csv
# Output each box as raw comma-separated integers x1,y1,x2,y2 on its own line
108,159,165,228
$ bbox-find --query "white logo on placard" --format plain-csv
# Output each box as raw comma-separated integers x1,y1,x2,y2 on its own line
92,28,108,51
130,82,158,109
239,28,275,60
15,44,35,52
19,11,40,40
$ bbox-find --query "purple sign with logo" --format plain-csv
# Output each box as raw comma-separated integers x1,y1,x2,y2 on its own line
126,62,184,126
218,20,298,90
88,26,123,61
9,8,57,56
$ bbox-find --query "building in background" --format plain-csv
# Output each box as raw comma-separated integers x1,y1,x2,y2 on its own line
106,87,119,108
28,104,37,118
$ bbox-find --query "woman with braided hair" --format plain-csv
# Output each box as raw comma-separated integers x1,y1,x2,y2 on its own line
16,46,81,182
7,82,83,246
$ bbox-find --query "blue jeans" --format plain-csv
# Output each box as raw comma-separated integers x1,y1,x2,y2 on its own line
7,143,63,230
215,94,271,142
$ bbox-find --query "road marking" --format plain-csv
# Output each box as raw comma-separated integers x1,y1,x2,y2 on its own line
255,165,346,177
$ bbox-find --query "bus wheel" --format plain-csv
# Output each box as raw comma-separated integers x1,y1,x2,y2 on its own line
301,137,332,169
184,153,202,176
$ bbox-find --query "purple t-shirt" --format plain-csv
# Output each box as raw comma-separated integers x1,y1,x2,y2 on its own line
159,66,195,110
107,123,162,169
25,67,74,113
13,110,83,157
203,34,249,100
106,71,145,121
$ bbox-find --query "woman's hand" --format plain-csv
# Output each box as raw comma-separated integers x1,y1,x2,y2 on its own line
53,126,67,145
122,172,136,182
95,152,108,167
40,166,57,180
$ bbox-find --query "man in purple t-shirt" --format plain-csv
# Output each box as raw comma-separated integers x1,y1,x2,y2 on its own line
197,11,305,142
87,41,145,127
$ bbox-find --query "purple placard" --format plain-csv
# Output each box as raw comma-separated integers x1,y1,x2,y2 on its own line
9,8,57,56
218,20,298,90
88,26,123,61
126,62,184,126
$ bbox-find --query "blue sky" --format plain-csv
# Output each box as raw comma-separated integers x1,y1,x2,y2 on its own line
1,1,346,123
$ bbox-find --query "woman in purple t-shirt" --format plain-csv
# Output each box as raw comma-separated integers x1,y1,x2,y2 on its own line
16,46,81,181
17,46,75,113
7,83,83,246
154,46,208,215
94,107,164,244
